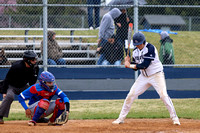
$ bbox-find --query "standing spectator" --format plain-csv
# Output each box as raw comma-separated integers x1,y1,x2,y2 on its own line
96,34,123,65
112,32,180,125
41,31,66,65
87,0,101,30
18,71,70,126
97,8,121,65
114,9,133,56
159,31,175,64
0,51,39,124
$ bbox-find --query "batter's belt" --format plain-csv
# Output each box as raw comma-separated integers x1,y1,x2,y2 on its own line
141,70,162,77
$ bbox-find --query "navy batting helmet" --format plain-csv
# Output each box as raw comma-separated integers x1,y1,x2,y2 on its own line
39,71,55,92
132,32,146,46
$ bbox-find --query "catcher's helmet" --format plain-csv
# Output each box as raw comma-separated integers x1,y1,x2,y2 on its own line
39,71,55,92
132,32,146,46
23,50,38,68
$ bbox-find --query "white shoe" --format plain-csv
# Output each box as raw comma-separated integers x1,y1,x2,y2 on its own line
89,26,94,30
28,120,36,126
112,118,124,124
95,27,100,30
172,117,180,125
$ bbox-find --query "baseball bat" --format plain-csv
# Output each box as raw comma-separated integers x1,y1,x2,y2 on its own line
127,23,133,57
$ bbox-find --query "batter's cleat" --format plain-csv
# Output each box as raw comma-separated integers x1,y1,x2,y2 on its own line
172,117,181,125
0,118,4,124
112,118,124,124
28,120,36,126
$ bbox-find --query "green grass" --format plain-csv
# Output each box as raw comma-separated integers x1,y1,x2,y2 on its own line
1,30,200,64
2,98,200,121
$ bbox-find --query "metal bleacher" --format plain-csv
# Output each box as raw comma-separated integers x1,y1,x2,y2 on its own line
4,46,98,65
0,28,99,65
2,43,99,65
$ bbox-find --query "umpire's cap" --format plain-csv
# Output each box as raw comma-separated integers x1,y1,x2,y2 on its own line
23,50,38,60
132,32,146,46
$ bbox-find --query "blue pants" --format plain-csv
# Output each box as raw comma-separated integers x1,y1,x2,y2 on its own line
48,58,66,65
87,0,101,28
97,54,105,65
97,39,107,65
102,60,121,65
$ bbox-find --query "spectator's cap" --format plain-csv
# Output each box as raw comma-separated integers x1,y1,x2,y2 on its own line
132,32,146,46
160,31,169,40
110,34,116,39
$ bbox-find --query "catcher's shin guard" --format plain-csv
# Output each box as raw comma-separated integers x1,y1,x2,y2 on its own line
49,99,65,123
32,99,50,122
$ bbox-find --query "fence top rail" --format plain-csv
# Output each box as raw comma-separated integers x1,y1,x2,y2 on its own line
63,58,99,61
8,57,99,61
0,28,90,31
0,42,98,46
5,50,96,53
0,35,97,38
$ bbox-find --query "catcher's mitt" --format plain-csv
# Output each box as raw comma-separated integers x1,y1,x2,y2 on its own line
54,108,69,125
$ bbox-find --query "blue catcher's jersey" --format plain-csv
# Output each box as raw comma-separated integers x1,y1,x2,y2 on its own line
18,83,69,110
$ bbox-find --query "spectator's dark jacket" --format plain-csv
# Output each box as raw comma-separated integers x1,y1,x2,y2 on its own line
99,41,124,64
114,13,133,41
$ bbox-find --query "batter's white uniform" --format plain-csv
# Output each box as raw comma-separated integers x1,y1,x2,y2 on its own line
118,42,178,121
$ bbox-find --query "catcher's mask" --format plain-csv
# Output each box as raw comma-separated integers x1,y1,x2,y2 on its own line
39,71,55,92
23,50,38,68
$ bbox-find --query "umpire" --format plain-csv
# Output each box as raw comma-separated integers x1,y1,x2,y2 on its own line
0,50,39,124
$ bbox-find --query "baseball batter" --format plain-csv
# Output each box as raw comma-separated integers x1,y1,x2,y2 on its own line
112,32,180,125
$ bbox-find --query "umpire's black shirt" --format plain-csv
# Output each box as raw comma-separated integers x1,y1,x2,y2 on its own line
5,60,39,88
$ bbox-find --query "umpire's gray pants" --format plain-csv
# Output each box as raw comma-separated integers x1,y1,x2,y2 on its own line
0,84,29,117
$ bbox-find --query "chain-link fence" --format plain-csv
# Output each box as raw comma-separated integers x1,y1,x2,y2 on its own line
0,0,200,68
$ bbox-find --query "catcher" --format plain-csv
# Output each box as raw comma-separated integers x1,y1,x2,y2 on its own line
18,71,70,126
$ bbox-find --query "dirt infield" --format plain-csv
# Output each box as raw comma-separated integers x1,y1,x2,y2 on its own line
0,119,200,133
